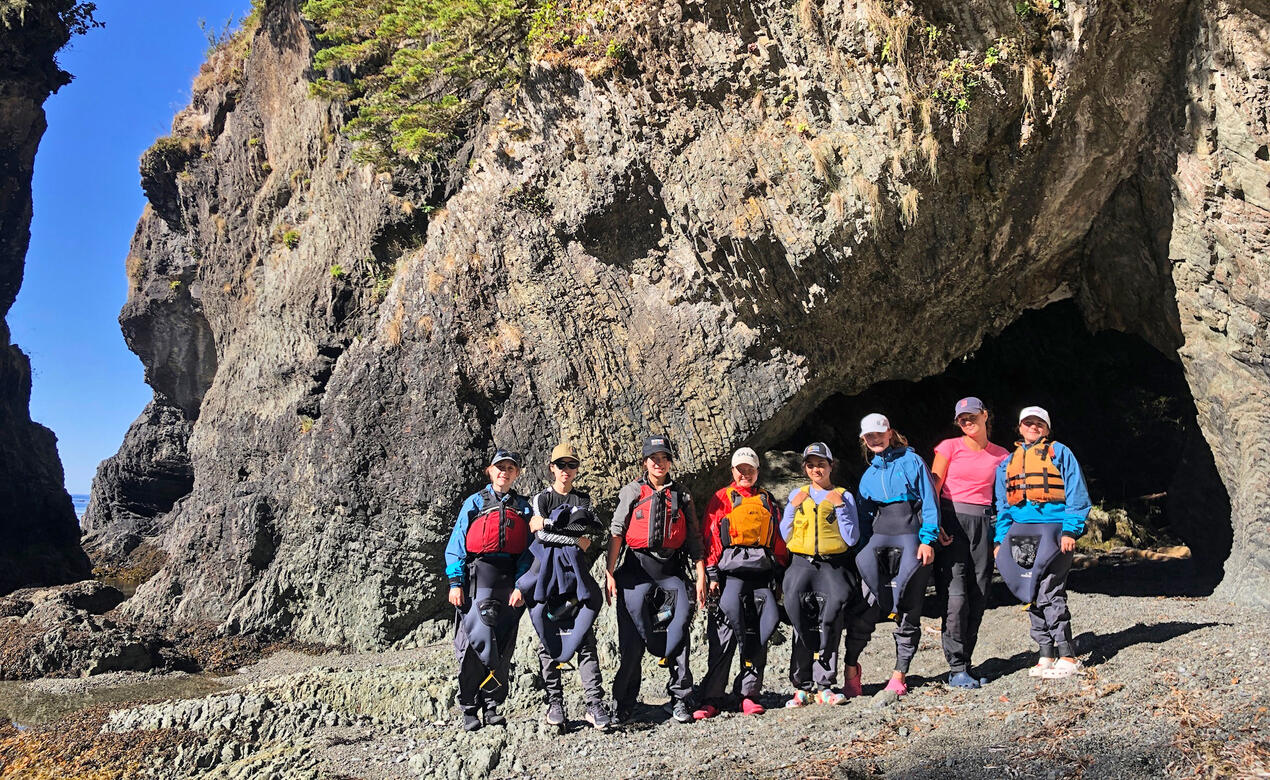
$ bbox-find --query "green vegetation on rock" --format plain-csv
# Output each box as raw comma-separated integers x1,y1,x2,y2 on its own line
302,0,626,168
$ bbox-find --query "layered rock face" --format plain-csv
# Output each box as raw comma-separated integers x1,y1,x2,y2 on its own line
95,0,1269,646
0,1,92,594
1169,0,1270,607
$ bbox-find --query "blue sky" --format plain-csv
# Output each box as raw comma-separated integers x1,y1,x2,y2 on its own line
10,0,251,494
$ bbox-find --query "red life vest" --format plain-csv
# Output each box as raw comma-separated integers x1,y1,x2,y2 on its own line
1004,440,1067,506
464,489,530,555
626,480,688,552
720,488,777,549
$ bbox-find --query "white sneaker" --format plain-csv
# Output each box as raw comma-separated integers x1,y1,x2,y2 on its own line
1041,658,1083,679
1028,658,1056,677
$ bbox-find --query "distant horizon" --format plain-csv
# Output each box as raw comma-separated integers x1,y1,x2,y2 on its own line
11,1,252,495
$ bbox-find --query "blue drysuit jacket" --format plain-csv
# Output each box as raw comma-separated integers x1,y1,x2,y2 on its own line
856,447,940,545
993,440,1091,543
444,485,533,586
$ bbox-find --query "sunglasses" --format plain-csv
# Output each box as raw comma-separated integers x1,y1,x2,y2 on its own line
553,460,580,470
956,415,981,426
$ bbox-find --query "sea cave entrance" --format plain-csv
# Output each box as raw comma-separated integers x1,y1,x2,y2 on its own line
777,300,1231,594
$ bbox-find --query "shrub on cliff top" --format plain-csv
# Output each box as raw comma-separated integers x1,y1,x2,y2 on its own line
302,0,629,168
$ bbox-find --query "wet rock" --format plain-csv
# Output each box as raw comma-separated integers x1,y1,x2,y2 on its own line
0,582,179,679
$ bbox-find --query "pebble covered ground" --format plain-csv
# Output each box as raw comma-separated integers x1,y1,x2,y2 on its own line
1,559,1267,779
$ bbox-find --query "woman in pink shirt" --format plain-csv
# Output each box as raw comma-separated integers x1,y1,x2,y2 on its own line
930,397,1009,689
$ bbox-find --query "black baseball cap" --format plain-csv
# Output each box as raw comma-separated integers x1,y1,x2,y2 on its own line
489,449,522,468
801,442,834,462
641,435,673,458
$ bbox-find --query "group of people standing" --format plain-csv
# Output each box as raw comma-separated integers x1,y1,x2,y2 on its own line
443,397,1091,732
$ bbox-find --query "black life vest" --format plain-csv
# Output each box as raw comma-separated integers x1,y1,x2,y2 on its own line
626,480,688,552
464,489,530,555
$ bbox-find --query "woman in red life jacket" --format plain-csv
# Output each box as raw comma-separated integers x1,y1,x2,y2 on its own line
930,397,1009,689
442,449,533,732
604,435,706,725
692,447,789,719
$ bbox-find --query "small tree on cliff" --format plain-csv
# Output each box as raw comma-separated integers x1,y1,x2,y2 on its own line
303,0,529,168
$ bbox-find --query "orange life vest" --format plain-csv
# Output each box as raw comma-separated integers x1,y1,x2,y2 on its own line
626,481,688,552
720,488,777,548
1004,440,1066,506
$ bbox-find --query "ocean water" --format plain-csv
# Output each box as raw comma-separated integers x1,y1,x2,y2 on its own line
72,494,89,520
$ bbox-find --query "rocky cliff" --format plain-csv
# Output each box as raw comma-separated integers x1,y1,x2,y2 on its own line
90,0,1270,647
0,0,92,594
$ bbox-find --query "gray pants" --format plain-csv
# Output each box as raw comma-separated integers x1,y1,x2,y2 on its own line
538,629,604,706
891,562,932,675
935,503,994,673
1029,549,1076,658
699,600,766,703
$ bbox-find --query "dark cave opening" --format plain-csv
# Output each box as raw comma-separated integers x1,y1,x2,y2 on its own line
779,300,1231,593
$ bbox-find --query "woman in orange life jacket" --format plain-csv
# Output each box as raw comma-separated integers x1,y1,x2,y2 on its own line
604,435,707,725
692,447,789,719
855,414,940,705
779,442,864,707
993,406,1091,680
443,449,533,732
930,397,1010,689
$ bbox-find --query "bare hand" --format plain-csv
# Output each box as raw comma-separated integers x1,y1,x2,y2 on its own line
578,536,592,552
508,589,524,608
448,586,465,609
993,544,1000,558
938,529,953,547
1060,536,1076,554
695,574,708,608
824,491,844,507
916,543,935,566
709,581,720,596
529,515,545,533
791,489,809,506
605,571,617,606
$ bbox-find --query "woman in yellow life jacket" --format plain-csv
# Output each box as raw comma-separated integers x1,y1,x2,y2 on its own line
778,442,864,706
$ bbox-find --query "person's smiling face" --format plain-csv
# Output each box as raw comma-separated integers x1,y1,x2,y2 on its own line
488,460,520,491
732,463,757,488
1019,417,1050,445
956,410,986,437
803,455,832,488
645,451,672,480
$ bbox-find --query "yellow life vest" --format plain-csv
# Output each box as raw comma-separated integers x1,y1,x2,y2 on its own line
721,488,776,548
1004,440,1066,505
786,484,849,556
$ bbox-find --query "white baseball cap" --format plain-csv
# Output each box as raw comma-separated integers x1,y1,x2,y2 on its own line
1018,406,1051,426
859,413,891,437
731,447,760,468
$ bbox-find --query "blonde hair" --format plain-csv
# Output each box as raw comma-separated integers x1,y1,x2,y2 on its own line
860,429,909,461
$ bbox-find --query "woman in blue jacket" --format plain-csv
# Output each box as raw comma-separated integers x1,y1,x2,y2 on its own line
855,413,939,703
994,406,1091,680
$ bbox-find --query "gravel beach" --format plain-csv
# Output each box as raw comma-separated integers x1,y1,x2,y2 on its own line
2,557,1266,779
